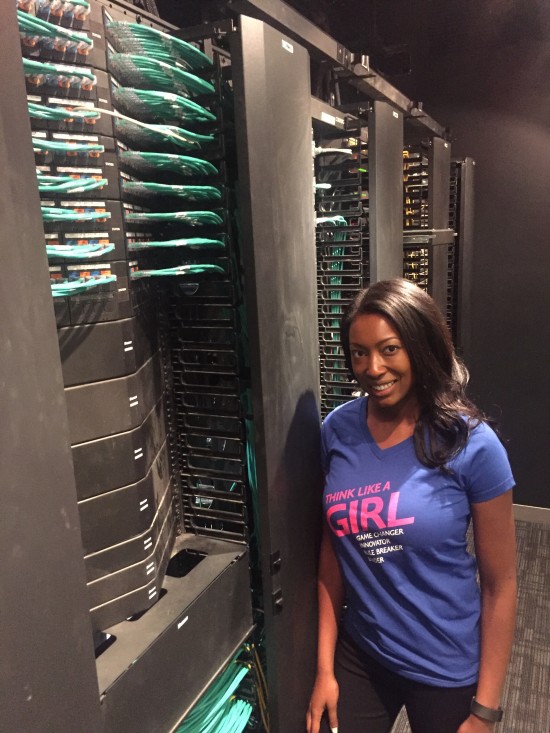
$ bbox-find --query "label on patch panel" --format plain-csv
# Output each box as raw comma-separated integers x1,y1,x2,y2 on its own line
66,232,109,239
60,200,106,207
52,133,100,143
57,167,103,175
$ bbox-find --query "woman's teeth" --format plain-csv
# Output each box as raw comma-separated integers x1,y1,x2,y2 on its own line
371,380,397,393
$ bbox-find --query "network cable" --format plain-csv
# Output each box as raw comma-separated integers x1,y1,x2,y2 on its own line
175,655,251,733
106,21,213,71
23,57,96,90
17,9,93,53
109,54,215,97
122,182,222,201
51,274,116,297
128,237,225,251
119,151,217,176
46,242,115,258
125,210,223,226
112,88,216,123
37,173,107,194
28,101,100,122
19,0,91,24
32,136,104,155
42,206,110,222
130,264,225,279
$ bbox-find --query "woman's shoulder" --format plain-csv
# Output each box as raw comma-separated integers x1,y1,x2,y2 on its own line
322,396,364,428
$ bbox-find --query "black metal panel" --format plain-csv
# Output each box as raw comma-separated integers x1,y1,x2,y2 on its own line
65,350,163,444
58,310,157,386
231,0,349,64
455,158,475,361
231,17,322,733
368,100,404,282
0,4,102,731
98,535,253,733
428,137,453,314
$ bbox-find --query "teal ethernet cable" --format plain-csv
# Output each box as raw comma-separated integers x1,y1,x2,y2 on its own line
17,9,93,47
112,87,216,123
176,660,251,733
111,114,215,149
106,21,213,71
27,101,100,121
23,57,96,84
109,54,215,96
125,210,223,225
46,242,115,258
41,206,111,222
316,215,347,226
128,237,224,251
32,137,104,154
122,182,222,201
130,264,225,279
51,274,116,297
37,173,107,193
119,151,217,176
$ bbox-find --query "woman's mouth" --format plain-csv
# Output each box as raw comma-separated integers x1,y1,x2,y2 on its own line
369,380,397,395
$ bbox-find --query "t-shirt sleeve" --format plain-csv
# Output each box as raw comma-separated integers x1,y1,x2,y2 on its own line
459,422,515,503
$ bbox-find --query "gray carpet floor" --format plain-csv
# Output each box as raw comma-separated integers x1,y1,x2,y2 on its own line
391,519,550,733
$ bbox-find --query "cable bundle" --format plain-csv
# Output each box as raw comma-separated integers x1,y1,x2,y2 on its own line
131,264,225,279
28,101,100,122
42,206,110,222
115,118,215,151
112,88,216,124
17,9,93,53
128,237,225,251
32,136,104,155
106,22,213,71
23,57,96,90
122,182,222,201
125,210,223,226
109,54,215,97
37,172,107,194
175,657,252,733
19,0,91,24
51,273,116,297
46,241,115,258
120,151,218,177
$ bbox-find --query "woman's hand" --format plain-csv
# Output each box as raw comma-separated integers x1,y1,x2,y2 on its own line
306,671,339,733
457,714,496,733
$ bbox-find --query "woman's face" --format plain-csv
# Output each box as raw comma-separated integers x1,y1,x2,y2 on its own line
349,313,417,416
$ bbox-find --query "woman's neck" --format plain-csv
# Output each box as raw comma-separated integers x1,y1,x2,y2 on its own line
366,397,419,449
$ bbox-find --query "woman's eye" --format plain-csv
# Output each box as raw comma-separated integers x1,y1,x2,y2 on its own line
383,344,400,354
351,349,366,358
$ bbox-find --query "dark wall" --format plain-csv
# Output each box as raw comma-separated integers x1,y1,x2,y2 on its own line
290,0,550,507
375,0,550,509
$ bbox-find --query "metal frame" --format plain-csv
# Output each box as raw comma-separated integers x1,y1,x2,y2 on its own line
454,158,475,360
0,4,103,731
229,0,447,137
231,16,322,732
368,100,405,282
427,137,454,315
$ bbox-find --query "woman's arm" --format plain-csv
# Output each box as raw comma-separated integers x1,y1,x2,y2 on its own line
306,521,345,733
458,490,517,732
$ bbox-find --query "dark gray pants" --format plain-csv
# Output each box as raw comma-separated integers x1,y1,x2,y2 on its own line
321,631,477,733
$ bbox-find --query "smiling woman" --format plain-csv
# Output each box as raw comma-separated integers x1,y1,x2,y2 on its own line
307,279,517,733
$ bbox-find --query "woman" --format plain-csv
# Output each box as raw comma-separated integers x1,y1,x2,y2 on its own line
307,279,516,733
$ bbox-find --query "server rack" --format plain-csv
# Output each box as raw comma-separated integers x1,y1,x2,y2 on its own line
3,1,459,731
402,138,455,326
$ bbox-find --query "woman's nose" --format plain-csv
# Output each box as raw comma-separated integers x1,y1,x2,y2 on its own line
366,353,385,376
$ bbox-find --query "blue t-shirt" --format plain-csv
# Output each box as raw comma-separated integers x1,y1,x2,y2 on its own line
321,397,514,687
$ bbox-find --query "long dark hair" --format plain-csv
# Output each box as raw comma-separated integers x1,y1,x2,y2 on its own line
341,278,486,468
